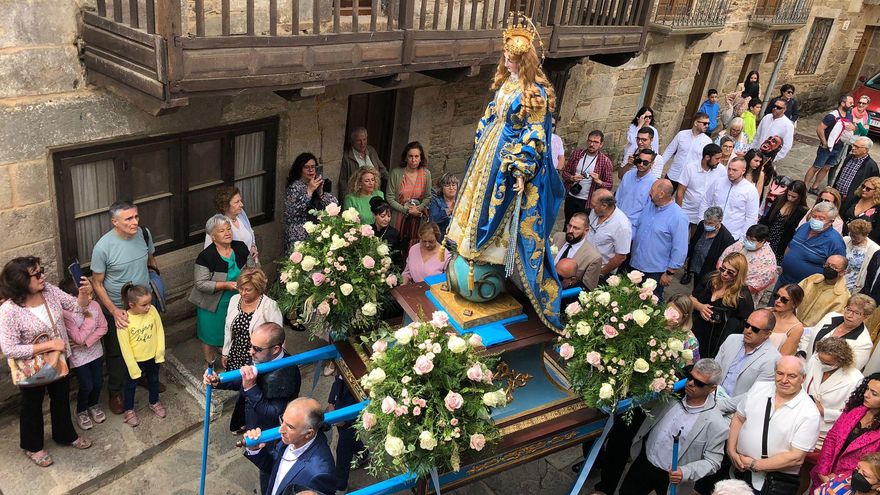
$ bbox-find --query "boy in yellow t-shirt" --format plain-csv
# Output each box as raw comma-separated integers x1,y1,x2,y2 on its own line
118,283,166,427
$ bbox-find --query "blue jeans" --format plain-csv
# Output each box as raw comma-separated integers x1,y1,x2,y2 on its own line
72,357,103,413
814,145,841,168
123,358,160,411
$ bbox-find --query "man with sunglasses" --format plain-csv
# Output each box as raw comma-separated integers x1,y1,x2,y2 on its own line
616,149,658,228
806,95,856,195
714,309,781,415
206,322,301,494
751,98,794,162
657,112,713,190
617,359,727,495
832,136,877,204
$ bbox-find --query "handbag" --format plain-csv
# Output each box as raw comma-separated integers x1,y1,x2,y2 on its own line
758,397,801,495
7,301,70,388
141,227,167,313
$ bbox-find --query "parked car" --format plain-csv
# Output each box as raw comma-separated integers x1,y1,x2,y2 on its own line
853,71,880,136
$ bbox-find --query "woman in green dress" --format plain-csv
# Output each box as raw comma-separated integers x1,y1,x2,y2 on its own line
188,214,250,368
343,166,383,224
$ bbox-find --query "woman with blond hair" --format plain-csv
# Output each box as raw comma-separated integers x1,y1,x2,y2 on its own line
845,219,880,292
800,293,876,370
842,177,880,245
690,252,754,358
343,166,383,224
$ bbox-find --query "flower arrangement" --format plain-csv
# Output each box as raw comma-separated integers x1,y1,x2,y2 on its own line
559,270,691,414
356,311,507,478
276,204,400,340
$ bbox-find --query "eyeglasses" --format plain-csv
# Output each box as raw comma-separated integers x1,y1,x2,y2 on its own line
697,121,710,126
859,102,869,106
785,90,794,94
774,293,791,304
29,267,46,279
719,267,737,276
863,186,876,192
633,158,651,166
743,322,765,333
251,342,278,353
845,307,865,316
774,105,785,110
683,366,711,388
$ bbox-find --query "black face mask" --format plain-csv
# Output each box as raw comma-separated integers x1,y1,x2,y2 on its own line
823,266,839,281
851,469,875,493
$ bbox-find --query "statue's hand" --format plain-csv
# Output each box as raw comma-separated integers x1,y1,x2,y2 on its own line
513,176,524,193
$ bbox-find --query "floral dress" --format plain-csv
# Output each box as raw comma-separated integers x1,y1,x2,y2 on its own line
283,180,337,252
845,244,867,291
226,301,256,371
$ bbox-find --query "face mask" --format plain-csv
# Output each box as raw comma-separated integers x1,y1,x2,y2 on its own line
820,363,838,373
743,239,758,251
809,218,826,232
823,266,839,281
704,224,717,232
851,470,874,493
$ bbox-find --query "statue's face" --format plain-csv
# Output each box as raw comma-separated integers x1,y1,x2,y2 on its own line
504,52,519,76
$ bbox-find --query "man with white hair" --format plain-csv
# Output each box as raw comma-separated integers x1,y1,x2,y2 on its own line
339,127,388,200
726,356,820,493
832,136,878,204
711,479,754,495
778,201,847,287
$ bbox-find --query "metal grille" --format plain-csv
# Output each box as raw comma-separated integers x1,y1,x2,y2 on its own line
753,0,812,25
796,17,833,75
653,0,729,29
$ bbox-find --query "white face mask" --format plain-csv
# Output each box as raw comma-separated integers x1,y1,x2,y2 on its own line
820,363,838,373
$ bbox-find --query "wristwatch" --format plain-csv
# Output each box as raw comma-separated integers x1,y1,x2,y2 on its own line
665,269,676,276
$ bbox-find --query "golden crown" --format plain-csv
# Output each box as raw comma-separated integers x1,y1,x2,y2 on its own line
503,16,538,56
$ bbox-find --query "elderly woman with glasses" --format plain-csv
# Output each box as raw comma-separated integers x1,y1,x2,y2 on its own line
842,177,880,245
428,173,460,240
189,214,250,369
690,252,755,358
805,337,864,451
715,117,750,155
798,293,876,371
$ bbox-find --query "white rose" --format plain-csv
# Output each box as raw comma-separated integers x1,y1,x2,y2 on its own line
321,227,332,239
595,291,611,306
293,241,303,251
482,391,501,407
682,349,694,362
303,222,317,234
362,302,378,316
366,368,386,387
384,435,405,457
394,327,413,345
575,322,591,336
632,309,650,327
342,208,360,222
418,431,437,451
447,335,468,353
340,283,354,296
330,235,346,250
642,278,658,291
301,256,317,272
598,383,614,400
667,338,684,352
633,358,650,373
285,281,299,294
377,243,390,256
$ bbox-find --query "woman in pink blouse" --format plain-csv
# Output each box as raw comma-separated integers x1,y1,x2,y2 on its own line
0,257,93,467
402,223,450,284
717,224,778,305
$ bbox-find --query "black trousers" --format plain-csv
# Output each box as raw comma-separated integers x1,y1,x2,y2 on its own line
101,307,127,394
564,194,589,226
334,423,365,490
593,409,646,493
694,454,732,494
618,441,670,495
19,377,78,452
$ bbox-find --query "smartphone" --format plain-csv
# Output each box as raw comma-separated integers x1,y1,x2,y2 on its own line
315,165,324,178
68,260,84,288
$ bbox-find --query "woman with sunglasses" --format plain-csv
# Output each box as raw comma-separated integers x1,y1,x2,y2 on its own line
623,107,660,167
799,294,876,371
842,177,880,245
0,257,94,467
690,252,754,358
769,283,805,355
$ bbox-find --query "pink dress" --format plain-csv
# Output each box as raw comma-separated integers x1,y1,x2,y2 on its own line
402,244,451,283
63,300,108,368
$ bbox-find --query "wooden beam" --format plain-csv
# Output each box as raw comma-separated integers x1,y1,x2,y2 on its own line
155,0,183,85
418,65,480,83
87,71,188,115
273,84,327,100
362,72,411,87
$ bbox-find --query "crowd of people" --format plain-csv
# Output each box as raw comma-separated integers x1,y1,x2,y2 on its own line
0,69,879,495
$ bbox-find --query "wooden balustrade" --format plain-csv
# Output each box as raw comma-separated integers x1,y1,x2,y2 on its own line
96,0,158,33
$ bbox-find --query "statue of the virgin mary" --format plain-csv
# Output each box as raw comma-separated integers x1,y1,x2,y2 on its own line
444,16,565,331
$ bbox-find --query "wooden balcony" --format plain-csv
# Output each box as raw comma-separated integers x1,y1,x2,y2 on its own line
649,0,730,37
749,0,812,31
81,0,653,114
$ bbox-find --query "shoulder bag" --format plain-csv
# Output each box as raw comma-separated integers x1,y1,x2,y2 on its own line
758,397,801,495
8,301,70,387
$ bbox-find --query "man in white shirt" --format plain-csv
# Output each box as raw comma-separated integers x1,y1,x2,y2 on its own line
727,356,820,493
751,99,795,161
699,157,760,241
244,398,336,495
552,212,603,290
658,112,713,189
676,143,726,227
587,189,632,277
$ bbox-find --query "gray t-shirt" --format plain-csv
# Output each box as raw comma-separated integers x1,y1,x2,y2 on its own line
90,228,155,307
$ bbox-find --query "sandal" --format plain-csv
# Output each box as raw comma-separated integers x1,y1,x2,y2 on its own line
24,450,53,467
70,437,92,449
322,361,337,377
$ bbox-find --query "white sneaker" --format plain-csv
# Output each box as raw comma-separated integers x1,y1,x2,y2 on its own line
76,411,93,430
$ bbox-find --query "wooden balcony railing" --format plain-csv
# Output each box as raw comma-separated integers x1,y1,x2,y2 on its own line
651,0,729,33
82,0,653,113
751,0,812,29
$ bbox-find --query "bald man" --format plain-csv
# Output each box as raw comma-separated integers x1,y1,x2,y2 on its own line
796,254,850,327
628,179,689,300
556,257,585,308
244,398,336,495
552,212,603,290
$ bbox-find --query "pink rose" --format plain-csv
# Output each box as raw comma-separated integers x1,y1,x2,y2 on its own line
602,325,618,339
651,378,667,392
412,406,422,416
468,334,483,348
639,291,649,300
362,411,377,430
466,364,484,381
444,391,464,411
317,301,331,316
652,295,659,304
385,274,398,287
627,270,644,284
290,251,303,263
469,433,486,451
381,396,397,414
311,272,326,286
451,418,459,426
360,225,375,237
586,351,601,367
362,256,376,269
372,340,388,353
559,343,575,360
430,311,449,328
325,203,341,216
413,355,434,375
394,406,407,416
483,370,494,384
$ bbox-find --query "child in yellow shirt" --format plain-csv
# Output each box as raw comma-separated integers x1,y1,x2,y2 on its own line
118,283,166,427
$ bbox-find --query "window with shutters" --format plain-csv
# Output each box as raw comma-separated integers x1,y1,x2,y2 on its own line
53,118,278,265
796,18,834,75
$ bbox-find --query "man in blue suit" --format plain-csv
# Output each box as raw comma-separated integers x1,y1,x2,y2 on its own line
244,398,336,495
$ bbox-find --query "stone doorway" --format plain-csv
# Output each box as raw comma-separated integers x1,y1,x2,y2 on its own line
345,90,398,170
842,26,879,92
679,52,716,130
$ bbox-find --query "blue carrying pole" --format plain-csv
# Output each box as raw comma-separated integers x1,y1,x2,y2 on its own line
217,344,340,385
670,430,682,495
198,360,215,495
245,400,369,447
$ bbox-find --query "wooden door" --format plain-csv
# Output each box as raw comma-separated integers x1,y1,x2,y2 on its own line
754,0,781,17
842,26,877,92
345,90,397,171
655,0,692,19
680,53,714,130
